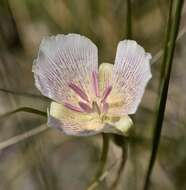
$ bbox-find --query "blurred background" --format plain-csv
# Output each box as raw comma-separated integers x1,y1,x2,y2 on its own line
0,0,186,189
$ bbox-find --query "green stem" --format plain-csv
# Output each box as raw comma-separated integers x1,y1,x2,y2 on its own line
126,0,132,38
87,133,109,190
95,133,109,179
160,0,173,82
152,26,186,64
111,144,127,189
0,107,47,120
143,1,184,190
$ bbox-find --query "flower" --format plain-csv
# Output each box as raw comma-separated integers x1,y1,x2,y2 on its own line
33,34,152,136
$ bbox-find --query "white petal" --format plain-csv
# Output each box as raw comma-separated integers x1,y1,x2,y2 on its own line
111,40,152,114
99,62,113,95
48,102,104,136
33,34,98,103
102,115,133,135
48,116,100,136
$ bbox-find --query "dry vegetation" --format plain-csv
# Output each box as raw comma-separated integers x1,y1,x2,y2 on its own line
0,0,186,189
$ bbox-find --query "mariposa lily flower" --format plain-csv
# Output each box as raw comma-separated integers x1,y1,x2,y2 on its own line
33,34,151,136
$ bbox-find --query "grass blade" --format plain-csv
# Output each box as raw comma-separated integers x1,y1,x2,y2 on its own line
159,0,173,81
143,1,184,190
0,107,47,120
0,88,50,101
0,124,48,150
126,0,132,38
151,25,186,64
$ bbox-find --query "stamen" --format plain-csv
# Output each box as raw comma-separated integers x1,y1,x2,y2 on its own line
63,102,84,113
92,101,101,115
92,71,100,97
68,82,89,102
79,102,92,113
101,86,112,102
102,102,109,113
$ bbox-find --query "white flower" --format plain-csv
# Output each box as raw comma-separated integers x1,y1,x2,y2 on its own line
33,34,152,136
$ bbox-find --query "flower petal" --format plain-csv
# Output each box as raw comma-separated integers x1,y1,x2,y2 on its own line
102,115,133,135
48,102,104,136
33,34,98,104
99,63,113,96
109,40,152,115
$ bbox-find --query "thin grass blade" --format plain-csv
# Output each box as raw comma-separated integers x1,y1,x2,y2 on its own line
0,107,47,120
0,88,50,101
143,0,184,189
0,124,48,150
126,0,132,38
159,0,173,82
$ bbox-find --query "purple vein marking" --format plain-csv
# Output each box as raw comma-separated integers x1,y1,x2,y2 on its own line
92,71,100,97
101,86,112,102
68,82,89,102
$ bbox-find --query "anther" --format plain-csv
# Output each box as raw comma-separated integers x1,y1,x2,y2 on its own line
68,82,89,102
79,101,92,113
101,85,112,102
63,102,84,113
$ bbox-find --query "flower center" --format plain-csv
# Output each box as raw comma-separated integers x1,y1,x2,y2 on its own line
63,71,112,114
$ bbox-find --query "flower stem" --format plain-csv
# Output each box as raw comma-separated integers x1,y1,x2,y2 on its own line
95,133,110,179
110,143,127,189
143,1,184,190
87,133,109,190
